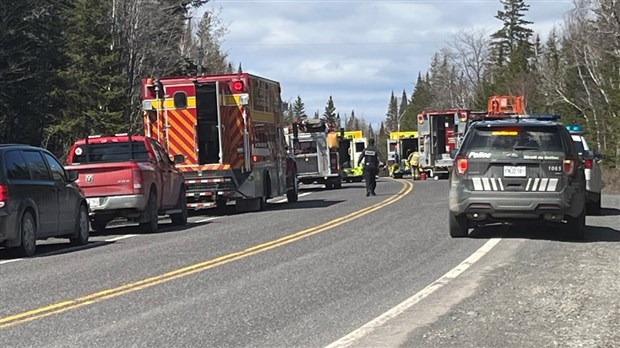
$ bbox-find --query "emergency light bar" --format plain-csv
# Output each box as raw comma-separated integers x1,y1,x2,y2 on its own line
566,124,584,134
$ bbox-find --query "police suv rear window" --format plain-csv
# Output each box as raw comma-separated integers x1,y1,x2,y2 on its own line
72,142,150,163
466,126,563,153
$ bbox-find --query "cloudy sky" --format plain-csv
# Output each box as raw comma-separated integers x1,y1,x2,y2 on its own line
199,0,573,127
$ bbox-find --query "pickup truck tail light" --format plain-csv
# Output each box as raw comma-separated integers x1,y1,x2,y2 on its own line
132,168,143,194
0,184,8,208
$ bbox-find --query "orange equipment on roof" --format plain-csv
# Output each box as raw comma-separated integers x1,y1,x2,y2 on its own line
487,96,525,115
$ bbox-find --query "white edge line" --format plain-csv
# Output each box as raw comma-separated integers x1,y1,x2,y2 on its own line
105,234,138,242
299,192,312,197
0,258,23,265
325,238,502,348
195,217,220,223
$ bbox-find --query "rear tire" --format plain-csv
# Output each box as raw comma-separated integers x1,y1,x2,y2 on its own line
586,193,601,216
19,211,37,257
333,178,342,189
139,190,158,233
286,177,299,203
70,204,89,246
565,209,586,240
170,186,188,226
449,212,469,238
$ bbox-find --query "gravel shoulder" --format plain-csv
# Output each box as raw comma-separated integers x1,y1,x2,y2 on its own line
402,194,620,348
349,195,620,348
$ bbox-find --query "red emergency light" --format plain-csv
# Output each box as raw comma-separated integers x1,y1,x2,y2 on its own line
231,80,245,93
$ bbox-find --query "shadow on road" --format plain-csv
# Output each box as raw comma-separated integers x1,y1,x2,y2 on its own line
91,219,213,237
469,223,620,243
267,199,346,211
0,240,115,260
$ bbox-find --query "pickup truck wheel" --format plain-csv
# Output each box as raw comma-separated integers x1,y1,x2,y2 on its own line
449,213,469,238
170,187,188,226
19,211,37,257
70,204,89,246
139,191,158,233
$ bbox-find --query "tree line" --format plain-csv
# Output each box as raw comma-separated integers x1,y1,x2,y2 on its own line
389,0,619,166
0,0,230,158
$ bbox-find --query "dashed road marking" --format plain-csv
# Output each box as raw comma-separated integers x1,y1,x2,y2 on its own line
104,235,138,242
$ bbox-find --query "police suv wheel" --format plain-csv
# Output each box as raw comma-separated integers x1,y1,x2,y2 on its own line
449,213,468,238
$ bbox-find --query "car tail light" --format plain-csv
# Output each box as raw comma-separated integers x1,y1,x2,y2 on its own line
330,153,339,173
563,158,577,176
456,157,468,175
0,184,8,208
584,158,593,169
132,167,143,194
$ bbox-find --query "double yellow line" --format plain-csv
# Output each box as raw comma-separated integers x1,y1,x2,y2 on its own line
0,180,413,329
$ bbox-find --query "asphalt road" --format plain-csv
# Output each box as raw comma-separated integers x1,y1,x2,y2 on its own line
0,179,618,347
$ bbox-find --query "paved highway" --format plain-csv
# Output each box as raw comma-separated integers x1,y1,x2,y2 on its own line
0,179,617,347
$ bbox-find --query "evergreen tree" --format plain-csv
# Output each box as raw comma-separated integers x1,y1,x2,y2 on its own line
490,0,533,67
398,89,410,131
406,73,432,130
52,0,126,147
323,95,337,126
0,0,65,147
385,91,398,132
292,95,307,119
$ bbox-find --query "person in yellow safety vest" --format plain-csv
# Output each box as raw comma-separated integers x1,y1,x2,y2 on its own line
407,150,420,180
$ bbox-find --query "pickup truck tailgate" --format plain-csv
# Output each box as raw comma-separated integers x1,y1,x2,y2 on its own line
66,162,141,197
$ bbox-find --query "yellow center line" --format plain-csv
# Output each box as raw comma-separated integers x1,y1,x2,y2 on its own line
0,180,414,329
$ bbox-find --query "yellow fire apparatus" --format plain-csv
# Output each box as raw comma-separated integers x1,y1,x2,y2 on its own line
141,73,298,212
338,130,367,183
386,131,419,178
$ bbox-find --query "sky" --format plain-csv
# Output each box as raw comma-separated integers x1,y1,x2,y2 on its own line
197,0,574,127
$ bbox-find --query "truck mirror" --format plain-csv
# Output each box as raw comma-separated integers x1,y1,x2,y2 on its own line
173,154,185,164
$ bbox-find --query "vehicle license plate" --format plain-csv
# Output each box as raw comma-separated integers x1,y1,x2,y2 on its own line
87,198,100,208
504,166,526,177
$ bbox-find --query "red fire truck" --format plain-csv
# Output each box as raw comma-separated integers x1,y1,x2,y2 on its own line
141,73,298,212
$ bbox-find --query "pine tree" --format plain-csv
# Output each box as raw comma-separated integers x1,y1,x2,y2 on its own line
53,0,126,144
406,73,432,130
323,95,337,126
490,0,534,68
292,95,307,119
398,89,410,131
385,91,398,132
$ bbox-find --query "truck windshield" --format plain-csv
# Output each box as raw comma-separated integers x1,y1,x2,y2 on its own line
72,142,150,163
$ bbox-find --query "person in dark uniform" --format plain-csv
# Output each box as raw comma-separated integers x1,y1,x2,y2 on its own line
357,138,379,196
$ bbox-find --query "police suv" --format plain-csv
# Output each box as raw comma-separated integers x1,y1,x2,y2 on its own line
448,116,587,239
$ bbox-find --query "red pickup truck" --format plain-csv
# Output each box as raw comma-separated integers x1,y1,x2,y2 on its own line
65,135,187,232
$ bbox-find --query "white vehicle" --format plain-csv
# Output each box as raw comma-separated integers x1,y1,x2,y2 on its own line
568,125,602,214
287,119,342,189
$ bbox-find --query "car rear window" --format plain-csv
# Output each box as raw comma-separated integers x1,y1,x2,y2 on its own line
71,141,150,164
573,139,585,155
466,126,564,153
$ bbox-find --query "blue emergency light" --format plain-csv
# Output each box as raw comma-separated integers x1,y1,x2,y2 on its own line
566,124,583,133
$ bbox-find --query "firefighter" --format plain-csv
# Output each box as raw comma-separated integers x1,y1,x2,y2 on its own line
407,149,420,180
357,138,379,196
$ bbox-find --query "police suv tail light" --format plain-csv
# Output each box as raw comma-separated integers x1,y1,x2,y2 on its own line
0,184,8,208
456,157,468,175
563,158,577,176
584,158,593,169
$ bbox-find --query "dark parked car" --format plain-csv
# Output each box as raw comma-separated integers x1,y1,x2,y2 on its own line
0,144,89,257
448,116,587,239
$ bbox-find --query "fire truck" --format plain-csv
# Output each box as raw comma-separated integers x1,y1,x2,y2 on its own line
418,96,526,179
286,118,342,189
141,73,298,212
417,110,471,179
338,130,367,183
386,131,419,178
